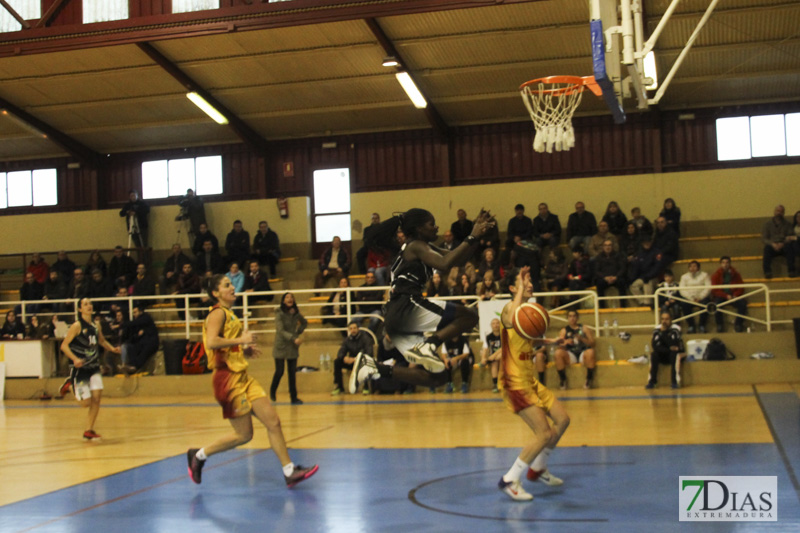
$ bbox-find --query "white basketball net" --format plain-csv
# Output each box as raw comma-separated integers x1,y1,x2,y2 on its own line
520,80,585,153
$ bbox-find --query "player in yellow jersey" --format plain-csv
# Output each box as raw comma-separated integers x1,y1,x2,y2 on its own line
496,266,570,501
186,274,318,488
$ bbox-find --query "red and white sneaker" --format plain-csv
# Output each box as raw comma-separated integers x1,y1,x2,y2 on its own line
284,464,319,488
59,378,72,397
187,448,205,484
526,468,563,486
498,477,533,501
83,430,102,441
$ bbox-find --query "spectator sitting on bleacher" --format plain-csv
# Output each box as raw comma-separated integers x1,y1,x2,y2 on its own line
108,246,137,289
646,311,686,390
628,237,659,307
602,201,628,236
659,198,682,237
191,223,219,257
26,315,54,340
42,270,68,313
67,267,89,301
26,253,49,284
173,263,201,320
618,221,641,262
506,203,533,250
711,256,748,333
195,239,225,276
366,246,391,286
426,270,450,297
567,201,597,252
356,270,385,334
440,335,474,394
630,207,653,239
331,321,374,395
532,202,561,253
679,260,711,333
543,248,567,306
476,271,499,301
450,209,473,246
357,213,381,274
657,269,681,318
85,250,107,278
789,210,800,274
477,247,501,282
87,269,114,309
131,263,156,297
653,216,679,269
588,221,618,258
119,304,160,374
226,261,245,294
162,244,191,293
52,251,76,283
1,310,25,338
18,272,43,315
566,245,592,303
322,277,350,337
224,220,251,270
253,220,281,277
244,260,273,299
762,204,797,279
315,236,351,291
439,230,457,252
107,308,127,348
452,272,475,305
592,239,627,308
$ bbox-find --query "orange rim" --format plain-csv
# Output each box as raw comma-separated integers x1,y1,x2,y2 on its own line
519,75,600,97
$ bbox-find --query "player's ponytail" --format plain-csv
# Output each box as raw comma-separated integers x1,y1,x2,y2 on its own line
366,214,403,251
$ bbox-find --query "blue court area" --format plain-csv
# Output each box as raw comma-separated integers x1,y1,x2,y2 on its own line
2,391,799,532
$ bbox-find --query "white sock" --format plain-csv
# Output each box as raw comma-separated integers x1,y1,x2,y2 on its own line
196,448,207,461
531,447,552,472
502,457,530,483
282,462,295,477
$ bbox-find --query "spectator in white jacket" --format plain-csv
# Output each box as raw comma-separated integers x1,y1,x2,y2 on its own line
679,261,711,333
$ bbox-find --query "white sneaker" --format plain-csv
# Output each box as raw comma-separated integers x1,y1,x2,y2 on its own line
404,342,445,373
348,352,377,394
627,355,649,365
498,478,533,501
527,468,564,486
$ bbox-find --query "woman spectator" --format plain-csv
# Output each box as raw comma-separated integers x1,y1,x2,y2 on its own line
85,250,107,278
1,310,26,338
426,270,450,298
107,309,128,348
566,246,592,304
271,292,308,404
225,262,245,294
322,277,350,337
602,201,628,236
477,247,501,282
543,248,568,307
26,315,55,340
618,221,641,262
452,272,475,305
476,271,499,301
659,198,682,237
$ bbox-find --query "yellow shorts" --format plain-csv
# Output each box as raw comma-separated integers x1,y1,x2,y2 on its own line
212,368,267,419
501,382,556,414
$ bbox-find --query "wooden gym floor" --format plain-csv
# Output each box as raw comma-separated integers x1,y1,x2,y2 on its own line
1,383,799,532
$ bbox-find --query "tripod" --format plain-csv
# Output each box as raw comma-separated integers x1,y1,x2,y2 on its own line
175,217,192,249
127,213,145,254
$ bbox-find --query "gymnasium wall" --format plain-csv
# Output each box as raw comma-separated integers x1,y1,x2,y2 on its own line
0,163,796,256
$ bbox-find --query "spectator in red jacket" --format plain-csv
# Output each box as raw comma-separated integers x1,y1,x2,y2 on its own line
26,253,50,284
710,256,748,333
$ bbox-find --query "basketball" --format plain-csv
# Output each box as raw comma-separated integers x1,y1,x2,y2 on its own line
512,302,550,341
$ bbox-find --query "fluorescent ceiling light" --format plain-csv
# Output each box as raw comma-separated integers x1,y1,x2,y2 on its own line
644,51,658,90
186,92,229,125
395,72,427,109
382,56,399,67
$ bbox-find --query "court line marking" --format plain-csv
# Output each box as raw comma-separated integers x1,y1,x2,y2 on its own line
752,385,800,504
408,467,609,523
11,425,334,533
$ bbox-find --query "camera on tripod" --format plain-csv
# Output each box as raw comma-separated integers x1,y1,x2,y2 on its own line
175,197,191,221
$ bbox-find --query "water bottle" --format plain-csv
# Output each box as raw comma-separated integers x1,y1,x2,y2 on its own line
644,344,651,360
548,344,555,357
612,319,619,337
608,344,616,361
319,353,325,370
603,320,609,337
325,353,331,371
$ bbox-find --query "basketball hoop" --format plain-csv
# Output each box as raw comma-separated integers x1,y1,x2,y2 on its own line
519,75,600,153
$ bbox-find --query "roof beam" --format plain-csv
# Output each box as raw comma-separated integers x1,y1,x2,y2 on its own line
0,0,30,29
364,17,449,139
136,42,269,155
35,0,70,29
0,95,101,166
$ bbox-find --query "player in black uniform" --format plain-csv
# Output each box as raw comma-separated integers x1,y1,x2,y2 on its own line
60,298,120,441
480,318,503,392
349,208,493,393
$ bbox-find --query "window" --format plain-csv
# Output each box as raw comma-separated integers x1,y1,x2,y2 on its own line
0,0,40,33
172,0,219,14
716,112,800,161
313,168,351,243
0,168,58,208
141,155,222,200
83,0,128,24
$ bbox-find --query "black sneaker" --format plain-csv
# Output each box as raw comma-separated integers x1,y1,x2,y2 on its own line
187,448,205,484
291,398,304,405
285,464,319,488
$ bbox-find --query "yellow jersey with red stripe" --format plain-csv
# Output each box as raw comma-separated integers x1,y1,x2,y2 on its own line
498,323,555,413
203,304,247,372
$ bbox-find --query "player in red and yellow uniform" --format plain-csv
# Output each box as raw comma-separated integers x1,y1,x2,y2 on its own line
496,266,570,501
186,274,318,488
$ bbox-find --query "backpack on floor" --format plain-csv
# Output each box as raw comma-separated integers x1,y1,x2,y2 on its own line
183,341,210,374
703,338,735,361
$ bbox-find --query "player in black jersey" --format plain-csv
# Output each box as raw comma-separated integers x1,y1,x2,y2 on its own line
349,208,493,393
553,309,597,390
480,318,503,392
60,298,120,441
